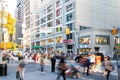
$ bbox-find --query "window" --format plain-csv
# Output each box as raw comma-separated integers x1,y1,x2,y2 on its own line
56,17,62,25
66,3,74,12
56,8,62,17
79,36,91,44
80,26,90,30
66,12,74,22
66,23,74,31
41,9,46,16
64,0,70,3
47,22,53,27
56,0,61,8
47,13,53,21
40,33,46,37
67,33,73,39
41,17,46,24
95,35,110,45
47,5,53,13
56,27,62,32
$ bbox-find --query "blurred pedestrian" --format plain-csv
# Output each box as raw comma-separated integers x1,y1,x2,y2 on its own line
40,53,45,72
103,56,114,80
17,57,26,80
51,56,56,72
56,60,68,80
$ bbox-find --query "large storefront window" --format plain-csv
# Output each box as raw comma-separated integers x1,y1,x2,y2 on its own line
95,35,110,45
114,36,120,44
79,36,91,44
66,12,74,22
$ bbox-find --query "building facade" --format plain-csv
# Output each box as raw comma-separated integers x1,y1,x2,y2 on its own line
25,0,120,56
15,0,24,45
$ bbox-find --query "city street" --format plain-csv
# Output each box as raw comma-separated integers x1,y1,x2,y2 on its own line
0,59,119,80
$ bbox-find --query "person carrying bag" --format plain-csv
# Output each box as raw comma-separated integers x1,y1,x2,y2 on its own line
103,56,114,80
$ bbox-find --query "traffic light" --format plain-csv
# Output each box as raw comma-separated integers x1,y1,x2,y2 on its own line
65,27,70,35
111,28,117,35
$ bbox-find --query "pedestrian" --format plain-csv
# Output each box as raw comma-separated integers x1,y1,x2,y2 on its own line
40,53,45,72
103,56,114,80
51,56,56,72
17,56,26,80
86,55,90,75
56,60,68,80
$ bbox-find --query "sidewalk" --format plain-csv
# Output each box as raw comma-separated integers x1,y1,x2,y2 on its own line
0,59,119,80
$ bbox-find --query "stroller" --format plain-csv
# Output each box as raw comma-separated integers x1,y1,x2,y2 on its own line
65,64,81,78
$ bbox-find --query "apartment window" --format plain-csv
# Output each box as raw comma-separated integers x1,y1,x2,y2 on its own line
41,9,46,16
66,3,74,12
56,8,62,17
66,22,74,31
47,21,53,27
56,17,62,25
41,17,46,24
95,35,110,45
66,12,74,22
67,33,73,39
56,0,61,8
47,13,53,21
56,27,62,32
47,5,53,13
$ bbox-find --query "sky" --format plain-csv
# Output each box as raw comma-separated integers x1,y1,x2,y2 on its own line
5,0,17,17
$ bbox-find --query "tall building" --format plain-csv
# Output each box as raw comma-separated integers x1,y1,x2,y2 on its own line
15,0,24,45
25,0,120,56
23,0,42,52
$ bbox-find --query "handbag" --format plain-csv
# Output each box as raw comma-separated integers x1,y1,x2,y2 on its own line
16,71,20,79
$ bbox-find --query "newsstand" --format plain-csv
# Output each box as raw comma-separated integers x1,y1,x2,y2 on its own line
0,64,7,76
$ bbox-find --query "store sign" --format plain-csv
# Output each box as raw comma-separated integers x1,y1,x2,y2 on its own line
63,39,73,43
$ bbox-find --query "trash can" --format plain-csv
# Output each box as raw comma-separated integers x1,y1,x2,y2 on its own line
0,64,7,76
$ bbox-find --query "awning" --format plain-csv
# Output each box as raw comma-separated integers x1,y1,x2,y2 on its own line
32,45,43,49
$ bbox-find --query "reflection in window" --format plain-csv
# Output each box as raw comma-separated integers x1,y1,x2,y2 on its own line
95,35,110,45
56,17,62,25
40,33,46,37
66,12,74,22
64,0,70,3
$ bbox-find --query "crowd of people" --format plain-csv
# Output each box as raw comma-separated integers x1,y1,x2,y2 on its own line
2,50,114,80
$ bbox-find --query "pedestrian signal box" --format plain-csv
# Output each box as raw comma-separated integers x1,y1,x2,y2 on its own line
111,28,117,35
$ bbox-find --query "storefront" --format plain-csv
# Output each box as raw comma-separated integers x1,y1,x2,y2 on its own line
55,36,63,52
78,36,91,54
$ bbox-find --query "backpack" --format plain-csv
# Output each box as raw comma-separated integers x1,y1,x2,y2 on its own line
20,62,25,68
